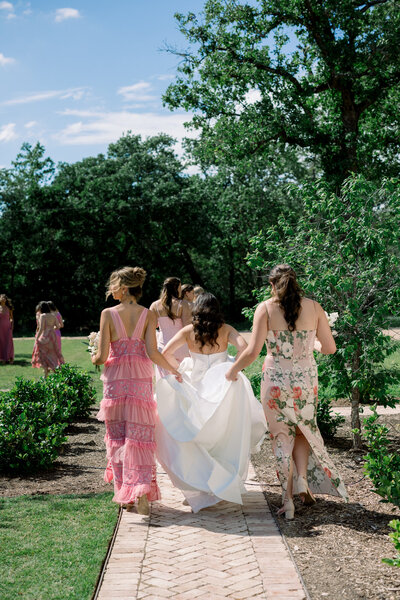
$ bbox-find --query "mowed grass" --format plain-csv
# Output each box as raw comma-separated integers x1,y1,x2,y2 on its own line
0,492,118,600
0,338,103,401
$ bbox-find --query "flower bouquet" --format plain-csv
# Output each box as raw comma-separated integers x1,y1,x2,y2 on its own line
88,331,100,371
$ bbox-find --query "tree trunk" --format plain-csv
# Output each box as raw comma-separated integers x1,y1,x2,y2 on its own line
180,246,205,287
351,343,362,449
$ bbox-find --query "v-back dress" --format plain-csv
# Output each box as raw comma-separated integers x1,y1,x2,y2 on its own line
261,306,348,502
156,350,267,512
96,307,160,504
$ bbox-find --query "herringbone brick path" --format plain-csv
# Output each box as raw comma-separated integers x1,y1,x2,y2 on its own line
96,463,307,600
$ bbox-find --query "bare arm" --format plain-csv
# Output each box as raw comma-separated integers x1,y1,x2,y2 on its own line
227,325,247,360
9,309,13,331
162,325,192,365
92,310,111,365
145,311,182,377
181,300,192,327
315,302,336,355
37,314,46,338
225,302,268,381
56,312,64,329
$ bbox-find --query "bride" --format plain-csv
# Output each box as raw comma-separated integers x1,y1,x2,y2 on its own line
155,293,267,513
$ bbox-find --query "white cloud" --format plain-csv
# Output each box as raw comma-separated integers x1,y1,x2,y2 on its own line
55,8,81,23
157,74,174,81
0,2,13,11
24,120,37,128
0,52,15,66
117,81,156,103
3,87,86,105
0,123,17,142
54,109,192,146
244,89,262,104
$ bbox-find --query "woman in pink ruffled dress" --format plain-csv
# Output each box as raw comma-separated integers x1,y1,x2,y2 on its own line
92,266,180,515
32,301,65,377
0,294,14,364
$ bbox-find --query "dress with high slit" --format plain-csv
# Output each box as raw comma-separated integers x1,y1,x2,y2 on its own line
156,350,267,512
261,320,348,502
97,307,160,504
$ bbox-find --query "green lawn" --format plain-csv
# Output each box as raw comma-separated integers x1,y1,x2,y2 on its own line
0,492,118,600
0,338,103,401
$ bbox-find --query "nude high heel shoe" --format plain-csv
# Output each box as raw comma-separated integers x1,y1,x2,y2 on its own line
277,498,295,520
297,476,316,505
137,494,150,515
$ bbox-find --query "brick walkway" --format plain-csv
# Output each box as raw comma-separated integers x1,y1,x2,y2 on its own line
96,463,307,600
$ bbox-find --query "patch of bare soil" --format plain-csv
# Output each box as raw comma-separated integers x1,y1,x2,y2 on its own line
252,415,400,600
0,407,109,498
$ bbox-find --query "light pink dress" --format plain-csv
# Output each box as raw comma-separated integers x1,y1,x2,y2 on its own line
156,302,189,378
0,306,14,362
32,314,65,370
54,311,63,352
97,307,160,504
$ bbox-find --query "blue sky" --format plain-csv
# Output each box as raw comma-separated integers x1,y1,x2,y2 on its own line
0,0,207,168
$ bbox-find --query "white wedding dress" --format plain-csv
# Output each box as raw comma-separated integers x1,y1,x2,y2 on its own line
155,350,267,512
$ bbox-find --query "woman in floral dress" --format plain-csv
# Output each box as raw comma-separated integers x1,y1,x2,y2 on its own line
226,264,348,519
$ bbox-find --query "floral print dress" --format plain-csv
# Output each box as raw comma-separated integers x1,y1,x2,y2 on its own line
261,326,348,502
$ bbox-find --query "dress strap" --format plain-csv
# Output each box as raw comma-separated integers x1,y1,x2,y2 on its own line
109,308,127,339
132,308,148,339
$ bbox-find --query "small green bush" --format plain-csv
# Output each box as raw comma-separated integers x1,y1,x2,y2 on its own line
248,371,262,399
382,520,400,568
0,379,68,472
46,364,96,420
316,397,345,439
363,406,400,507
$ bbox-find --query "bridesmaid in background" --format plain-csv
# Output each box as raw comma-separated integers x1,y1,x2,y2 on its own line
181,284,195,304
48,301,64,352
93,267,180,515
150,277,192,377
0,294,14,364
32,301,65,377
226,264,348,520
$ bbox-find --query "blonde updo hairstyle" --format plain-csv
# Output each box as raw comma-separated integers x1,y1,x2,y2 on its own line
269,264,303,332
106,266,147,300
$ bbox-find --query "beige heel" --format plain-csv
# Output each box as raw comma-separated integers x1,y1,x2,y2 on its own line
297,476,316,505
137,494,150,515
277,498,295,520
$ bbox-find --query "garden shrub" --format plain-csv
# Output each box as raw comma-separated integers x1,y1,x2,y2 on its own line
316,397,345,440
45,364,96,420
382,520,400,568
0,364,96,473
363,406,400,507
0,379,68,472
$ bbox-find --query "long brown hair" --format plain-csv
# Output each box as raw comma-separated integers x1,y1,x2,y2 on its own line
269,264,303,332
160,277,181,320
192,293,224,349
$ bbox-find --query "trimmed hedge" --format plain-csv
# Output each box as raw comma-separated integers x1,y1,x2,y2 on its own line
0,364,96,473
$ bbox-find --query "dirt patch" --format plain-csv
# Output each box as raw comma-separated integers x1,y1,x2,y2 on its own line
252,416,400,600
0,408,109,498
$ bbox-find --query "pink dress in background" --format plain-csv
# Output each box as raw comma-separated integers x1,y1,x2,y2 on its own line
32,314,65,370
0,306,14,362
156,302,189,378
97,307,160,505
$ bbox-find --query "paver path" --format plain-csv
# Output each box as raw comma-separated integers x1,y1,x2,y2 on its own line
96,463,307,600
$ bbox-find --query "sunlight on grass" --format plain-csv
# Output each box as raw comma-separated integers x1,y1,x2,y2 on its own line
0,492,118,600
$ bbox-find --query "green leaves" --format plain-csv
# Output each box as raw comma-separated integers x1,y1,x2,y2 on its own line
0,364,96,473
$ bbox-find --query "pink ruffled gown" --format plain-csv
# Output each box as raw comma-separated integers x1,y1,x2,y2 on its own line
97,307,160,505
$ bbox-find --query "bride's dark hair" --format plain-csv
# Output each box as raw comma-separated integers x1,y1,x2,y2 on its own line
192,293,224,350
269,264,303,332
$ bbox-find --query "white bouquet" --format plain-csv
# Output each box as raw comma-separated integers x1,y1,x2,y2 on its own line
325,312,339,336
87,331,100,356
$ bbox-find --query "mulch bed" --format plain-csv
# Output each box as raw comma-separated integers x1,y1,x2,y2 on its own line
252,416,400,600
1,409,400,600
